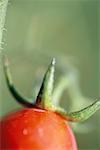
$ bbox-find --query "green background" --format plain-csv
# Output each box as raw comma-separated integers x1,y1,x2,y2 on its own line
1,0,100,149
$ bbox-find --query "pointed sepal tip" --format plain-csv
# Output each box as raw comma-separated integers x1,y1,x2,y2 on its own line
36,58,56,109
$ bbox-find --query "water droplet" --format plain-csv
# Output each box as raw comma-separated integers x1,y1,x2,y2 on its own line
23,129,28,135
38,128,43,137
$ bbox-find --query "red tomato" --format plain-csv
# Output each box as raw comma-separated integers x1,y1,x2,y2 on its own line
0,108,77,150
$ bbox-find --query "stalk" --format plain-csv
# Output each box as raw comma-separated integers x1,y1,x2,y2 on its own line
0,0,9,116
0,0,8,51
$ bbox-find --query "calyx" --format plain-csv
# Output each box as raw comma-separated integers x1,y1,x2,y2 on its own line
3,56,100,122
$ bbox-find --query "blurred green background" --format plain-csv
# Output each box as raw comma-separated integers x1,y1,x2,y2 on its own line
0,0,100,149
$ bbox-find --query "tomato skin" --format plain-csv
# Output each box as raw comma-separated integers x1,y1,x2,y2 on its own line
0,108,77,150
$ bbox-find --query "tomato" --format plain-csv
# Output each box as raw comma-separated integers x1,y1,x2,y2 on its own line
1,57,100,150
1,109,77,150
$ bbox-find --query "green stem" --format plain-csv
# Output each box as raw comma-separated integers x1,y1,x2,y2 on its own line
36,58,55,109
54,98,100,122
3,56,100,122
0,0,9,115
53,76,70,105
3,56,56,109
3,55,35,108
52,68,84,107
0,0,8,50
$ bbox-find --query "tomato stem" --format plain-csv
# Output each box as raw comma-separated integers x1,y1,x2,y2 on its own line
3,55,56,109
36,58,55,109
3,56,100,122
53,98,100,122
3,55,36,108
